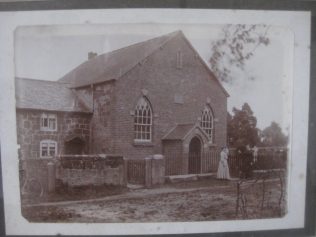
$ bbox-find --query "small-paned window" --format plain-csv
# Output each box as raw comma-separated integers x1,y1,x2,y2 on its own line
40,140,57,158
200,106,214,142
134,97,152,142
41,113,57,131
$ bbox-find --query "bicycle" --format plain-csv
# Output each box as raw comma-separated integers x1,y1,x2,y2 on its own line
21,170,44,198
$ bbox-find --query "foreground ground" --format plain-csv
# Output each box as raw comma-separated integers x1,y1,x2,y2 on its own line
22,176,286,222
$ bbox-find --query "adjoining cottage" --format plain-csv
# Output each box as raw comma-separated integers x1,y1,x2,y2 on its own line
16,30,229,175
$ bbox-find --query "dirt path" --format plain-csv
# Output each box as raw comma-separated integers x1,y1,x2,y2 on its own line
22,178,285,222
24,177,239,207
25,181,236,208
64,187,238,222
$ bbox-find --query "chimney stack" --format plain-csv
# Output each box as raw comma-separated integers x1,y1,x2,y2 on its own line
88,52,98,60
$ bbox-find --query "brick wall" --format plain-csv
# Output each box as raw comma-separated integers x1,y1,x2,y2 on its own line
163,140,183,155
89,82,116,154
163,140,184,175
111,33,227,160
16,110,92,159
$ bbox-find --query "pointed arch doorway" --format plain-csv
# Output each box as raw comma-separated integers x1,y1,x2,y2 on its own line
188,136,202,174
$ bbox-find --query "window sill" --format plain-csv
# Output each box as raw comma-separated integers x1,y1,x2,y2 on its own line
40,128,57,132
208,143,217,147
40,156,55,159
133,141,154,147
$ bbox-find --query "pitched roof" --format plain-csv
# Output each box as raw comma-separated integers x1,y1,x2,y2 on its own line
162,123,211,141
162,123,195,140
15,78,92,113
59,30,229,96
59,31,181,88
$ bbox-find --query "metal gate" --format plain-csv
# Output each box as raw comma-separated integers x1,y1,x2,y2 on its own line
188,137,202,174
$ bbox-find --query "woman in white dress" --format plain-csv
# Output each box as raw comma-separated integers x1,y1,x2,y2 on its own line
217,147,231,180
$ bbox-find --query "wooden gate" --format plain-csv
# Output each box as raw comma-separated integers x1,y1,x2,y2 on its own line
126,159,146,184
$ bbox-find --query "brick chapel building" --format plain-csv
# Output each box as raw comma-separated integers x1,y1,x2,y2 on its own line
15,31,229,175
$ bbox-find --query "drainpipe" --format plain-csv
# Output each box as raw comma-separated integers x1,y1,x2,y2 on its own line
89,84,94,153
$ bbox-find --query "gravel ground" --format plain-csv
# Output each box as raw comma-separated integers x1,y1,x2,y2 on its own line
22,178,286,222
63,188,237,222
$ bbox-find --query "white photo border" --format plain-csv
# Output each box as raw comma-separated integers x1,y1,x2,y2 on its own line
0,9,310,235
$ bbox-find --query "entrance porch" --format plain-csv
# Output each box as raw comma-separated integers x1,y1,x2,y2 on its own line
162,123,218,175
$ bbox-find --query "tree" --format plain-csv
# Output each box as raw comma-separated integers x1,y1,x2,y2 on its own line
261,122,288,147
227,103,260,147
209,24,270,84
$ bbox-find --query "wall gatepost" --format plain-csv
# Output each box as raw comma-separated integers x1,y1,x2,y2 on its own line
47,161,56,193
152,154,165,185
144,157,152,188
123,158,128,186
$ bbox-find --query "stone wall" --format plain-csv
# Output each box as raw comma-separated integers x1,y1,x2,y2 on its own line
16,110,92,159
57,155,125,187
20,155,126,196
59,168,123,186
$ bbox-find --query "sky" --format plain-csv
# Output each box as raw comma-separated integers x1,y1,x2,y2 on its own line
14,24,293,132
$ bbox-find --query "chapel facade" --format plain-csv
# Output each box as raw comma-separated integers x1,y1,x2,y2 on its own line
16,31,229,175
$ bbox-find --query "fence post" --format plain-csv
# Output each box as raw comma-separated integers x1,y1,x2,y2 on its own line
152,154,165,185
145,157,152,188
236,182,240,217
123,158,128,186
47,161,56,193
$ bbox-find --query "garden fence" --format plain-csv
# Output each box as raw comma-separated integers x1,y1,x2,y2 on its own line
126,159,146,184
164,147,287,176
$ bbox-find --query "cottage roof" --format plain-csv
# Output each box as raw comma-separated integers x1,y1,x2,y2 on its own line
162,123,209,141
58,30,228,96
15,77,92,113
59,31,180,88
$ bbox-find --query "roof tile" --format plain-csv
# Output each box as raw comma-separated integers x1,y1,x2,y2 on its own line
15,78,92,113
58,31,181,88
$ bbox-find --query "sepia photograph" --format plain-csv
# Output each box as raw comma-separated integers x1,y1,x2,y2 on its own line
0,9,310,235
15,23,291,222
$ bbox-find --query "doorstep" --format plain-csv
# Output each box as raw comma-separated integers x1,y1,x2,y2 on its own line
166,173,215,183
127,183,144,189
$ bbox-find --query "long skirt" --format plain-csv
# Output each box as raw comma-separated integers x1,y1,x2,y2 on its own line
217,160,230,179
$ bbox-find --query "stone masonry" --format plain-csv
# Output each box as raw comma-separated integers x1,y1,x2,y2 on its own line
16,110,92,160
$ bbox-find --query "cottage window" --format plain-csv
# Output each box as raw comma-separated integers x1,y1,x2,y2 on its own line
200,106,214,142
40,140,57,158
134,97,152,142
41,113,57,131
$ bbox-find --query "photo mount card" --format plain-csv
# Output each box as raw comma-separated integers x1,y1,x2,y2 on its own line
0,9,311,235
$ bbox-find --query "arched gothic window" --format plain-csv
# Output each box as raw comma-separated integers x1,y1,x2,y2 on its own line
200,106,214,142
134,97,152,142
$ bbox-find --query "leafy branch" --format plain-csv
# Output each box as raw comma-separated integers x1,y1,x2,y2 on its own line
210,24,270,84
